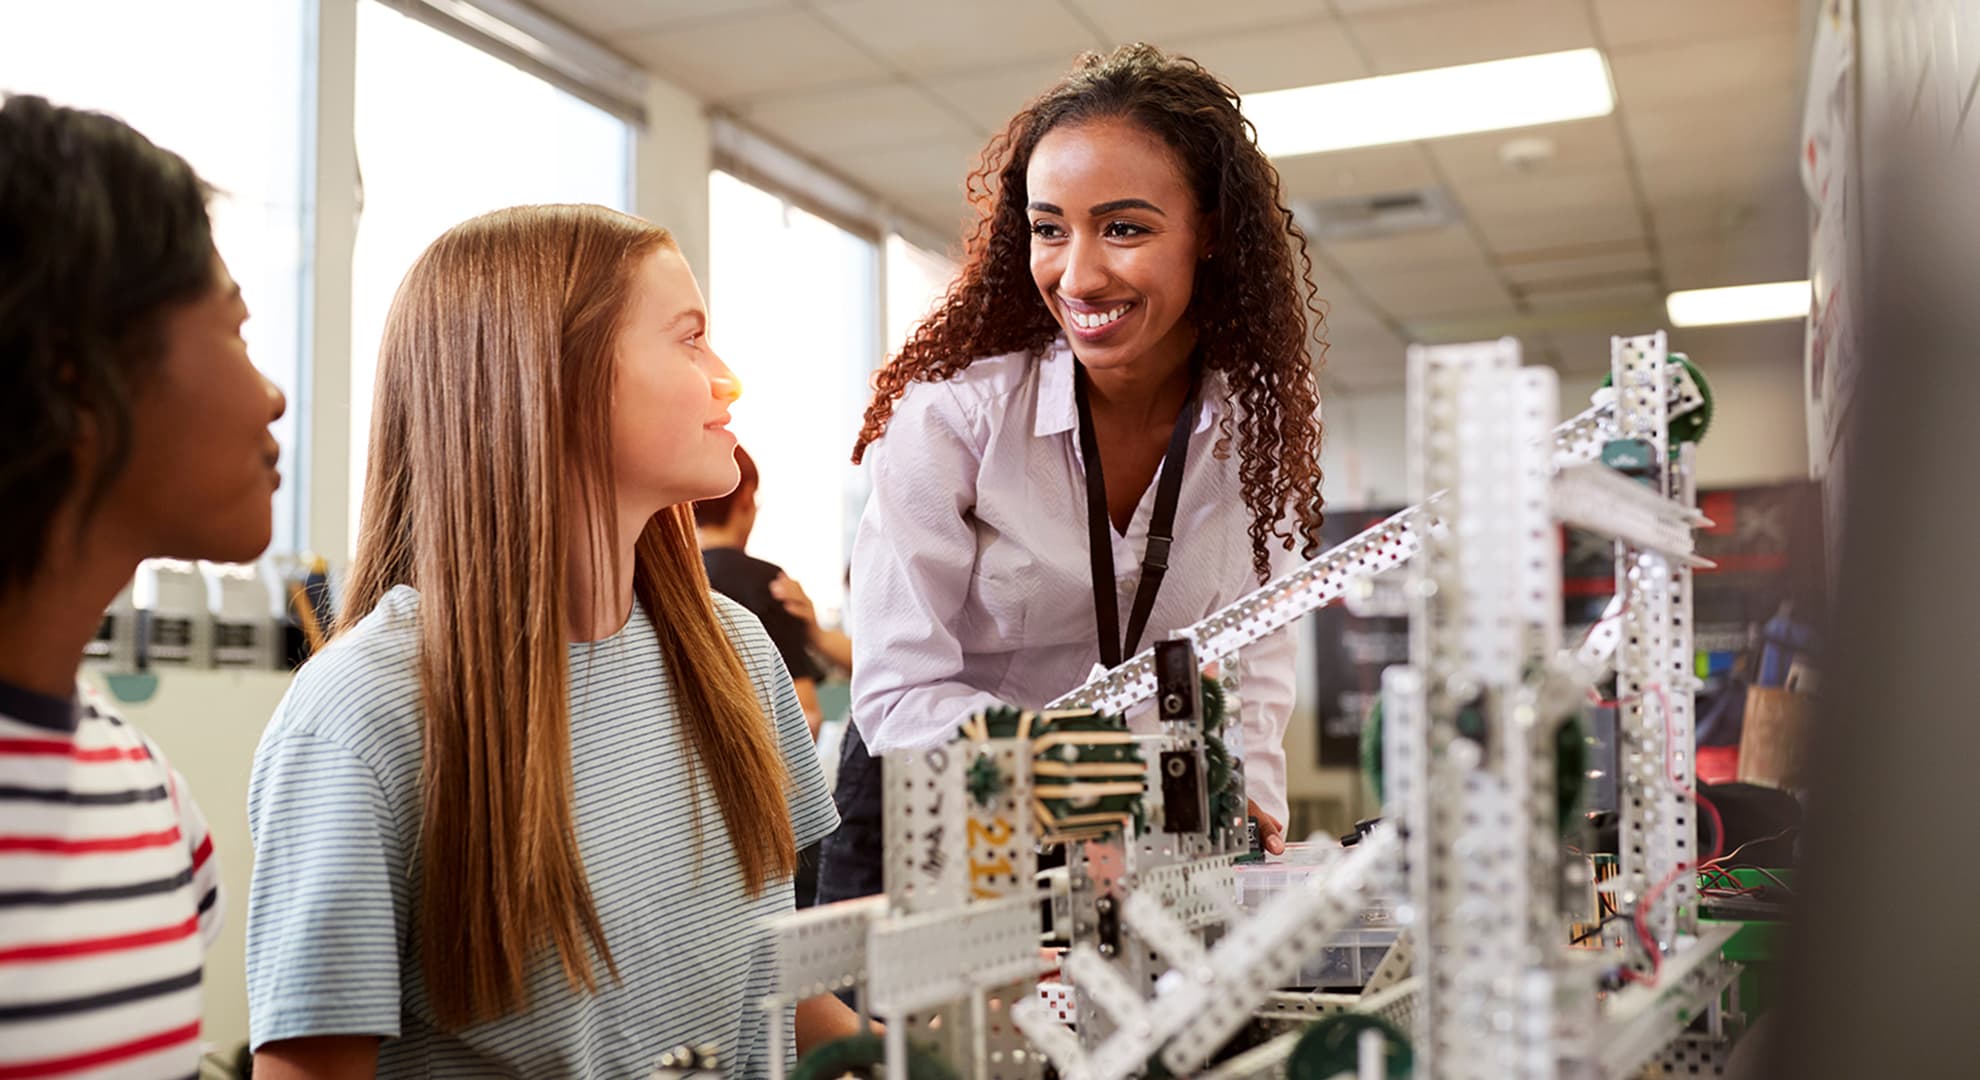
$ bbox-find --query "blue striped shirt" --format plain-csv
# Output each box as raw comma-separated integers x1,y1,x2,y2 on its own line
246,585,837,1077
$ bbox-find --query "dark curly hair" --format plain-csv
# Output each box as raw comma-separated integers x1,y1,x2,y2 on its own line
0,94,215,596
852,43,1327,581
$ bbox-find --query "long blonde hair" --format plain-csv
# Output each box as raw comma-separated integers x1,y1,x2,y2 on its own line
338,204,796,1027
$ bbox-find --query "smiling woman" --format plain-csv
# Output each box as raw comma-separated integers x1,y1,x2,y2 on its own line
820,43,1328,908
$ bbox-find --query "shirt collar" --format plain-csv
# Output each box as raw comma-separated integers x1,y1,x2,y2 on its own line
0,678,82,733
1033,334,1223,439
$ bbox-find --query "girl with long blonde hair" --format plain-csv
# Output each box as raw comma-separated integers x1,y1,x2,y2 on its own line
243,205,855,1076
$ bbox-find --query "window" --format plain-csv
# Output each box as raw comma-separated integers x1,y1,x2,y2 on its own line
708,172,880,623
885,233,959,358
346,0,633,547
0,0,311,550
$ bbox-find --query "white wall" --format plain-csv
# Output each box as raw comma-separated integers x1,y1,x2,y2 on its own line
1321,359,1812,511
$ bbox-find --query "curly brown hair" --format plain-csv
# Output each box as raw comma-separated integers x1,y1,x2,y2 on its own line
852,43,1327,581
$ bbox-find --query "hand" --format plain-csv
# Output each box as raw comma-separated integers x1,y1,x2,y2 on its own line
770,573,818,630
1247,799,1286,856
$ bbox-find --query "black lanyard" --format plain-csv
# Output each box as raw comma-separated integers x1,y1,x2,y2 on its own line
1073,363,1200,669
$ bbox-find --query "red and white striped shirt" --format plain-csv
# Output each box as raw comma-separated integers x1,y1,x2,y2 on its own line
0,678,222,1079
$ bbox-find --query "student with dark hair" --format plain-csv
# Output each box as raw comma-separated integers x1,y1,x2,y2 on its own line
822,44,1328,903
694,445,835,738
0,94,288,1075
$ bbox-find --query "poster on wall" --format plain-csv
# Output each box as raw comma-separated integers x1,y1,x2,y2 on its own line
1313,485,1824,770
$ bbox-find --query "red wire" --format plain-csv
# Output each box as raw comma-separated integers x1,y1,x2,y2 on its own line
1588,682,1722,987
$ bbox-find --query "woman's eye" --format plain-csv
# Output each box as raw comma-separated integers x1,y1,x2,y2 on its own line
1029,221,1063,239
1104,220,1149,238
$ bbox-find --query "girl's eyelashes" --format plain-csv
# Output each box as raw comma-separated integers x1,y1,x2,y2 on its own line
1103,220,1151,238
1029,220,1064,240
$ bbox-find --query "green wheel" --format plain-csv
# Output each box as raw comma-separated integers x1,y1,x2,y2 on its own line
1598,352,1714,451
1288,1015,1413,1080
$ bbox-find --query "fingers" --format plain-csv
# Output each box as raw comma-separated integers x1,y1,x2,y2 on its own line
1247,799,1288,856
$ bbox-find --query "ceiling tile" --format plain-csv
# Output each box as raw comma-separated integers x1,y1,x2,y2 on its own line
920,58,1083,132
1591,0,1800,50
1546,329,1636,374
1469,202,1644,254
832,135,986,212
1455,165,1637,221
1332,0,1460,14
1647,166,1804,255
1609,29,1801,113
814,0,1100,78
1657,176,1809,290
1660,237,1807,292
530,0,795,36
1345,0,1596,74
1498,243,1653,285
738,81,975,154
1070,0,1339,44
1521,277,1661,312
1348,260,1514,317
1424,117,1630,183
1274,142,1441,202
1159,18,1368,94
1637,149,1797,207
1622,83,1801,165
621,10,888,101
1320,226,1488,274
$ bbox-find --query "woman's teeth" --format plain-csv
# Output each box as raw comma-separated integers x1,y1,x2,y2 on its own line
1069,304,1130,330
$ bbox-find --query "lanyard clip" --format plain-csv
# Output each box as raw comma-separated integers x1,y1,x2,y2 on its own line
1143,531,1173,573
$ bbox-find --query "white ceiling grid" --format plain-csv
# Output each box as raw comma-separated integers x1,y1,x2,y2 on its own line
532,0,1810,389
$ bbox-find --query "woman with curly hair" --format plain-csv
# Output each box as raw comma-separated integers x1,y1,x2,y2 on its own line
818,44,1328,904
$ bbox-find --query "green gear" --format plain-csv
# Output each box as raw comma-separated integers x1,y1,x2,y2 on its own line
1288,1015,1413,1080
1598,352,1714,452
965,752,1004,809
1199,674,1229,735
789,1034,959,1080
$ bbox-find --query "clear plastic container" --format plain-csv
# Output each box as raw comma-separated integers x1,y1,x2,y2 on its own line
1232,845,1402,990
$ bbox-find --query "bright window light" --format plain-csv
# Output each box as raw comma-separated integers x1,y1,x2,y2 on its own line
1666,281,1812,327
1245,48,1616,157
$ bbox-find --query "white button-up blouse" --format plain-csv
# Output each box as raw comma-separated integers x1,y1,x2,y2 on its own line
848,335,1306,824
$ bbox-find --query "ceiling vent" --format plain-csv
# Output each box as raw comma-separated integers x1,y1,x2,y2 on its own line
1294,187,1460,242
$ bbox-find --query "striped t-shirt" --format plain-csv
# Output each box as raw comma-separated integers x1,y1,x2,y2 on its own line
0,679,223,1079
246,585,839,1077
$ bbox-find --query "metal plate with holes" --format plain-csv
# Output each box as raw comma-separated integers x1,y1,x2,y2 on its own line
1647,1034,1734,1078
763,895,883,1000
979,977,1045,1080
866,894,1040,1017
1133,853,1237,930
884,746,968,914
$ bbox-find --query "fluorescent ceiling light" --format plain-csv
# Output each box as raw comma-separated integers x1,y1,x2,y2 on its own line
1245,48,1617,158
1665,281,1812,327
